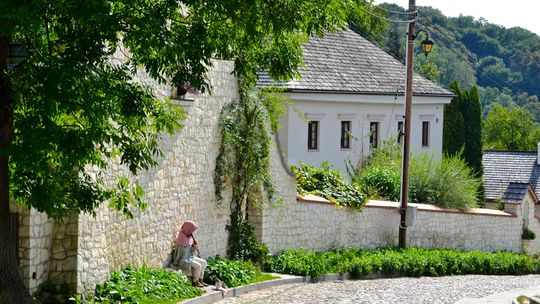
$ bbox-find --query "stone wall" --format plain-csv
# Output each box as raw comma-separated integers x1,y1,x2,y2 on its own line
260,197,523,253
18,209,54,292
17,45,540,293
75,59,238,292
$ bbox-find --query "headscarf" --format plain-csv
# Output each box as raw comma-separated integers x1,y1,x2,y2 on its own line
175,220,198,246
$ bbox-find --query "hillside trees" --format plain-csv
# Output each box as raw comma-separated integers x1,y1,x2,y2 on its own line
378,3,540,123
483,105,540,151
0,0,363,302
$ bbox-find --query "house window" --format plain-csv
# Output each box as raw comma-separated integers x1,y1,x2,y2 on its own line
340,121,351,149
370,122,379,149
397,121,403,144
308,121,319,150
422,121,430,147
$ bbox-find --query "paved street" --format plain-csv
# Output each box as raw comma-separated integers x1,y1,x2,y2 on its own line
218,275,540,304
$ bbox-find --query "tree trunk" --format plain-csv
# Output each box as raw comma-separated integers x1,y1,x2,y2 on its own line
0,36,36,304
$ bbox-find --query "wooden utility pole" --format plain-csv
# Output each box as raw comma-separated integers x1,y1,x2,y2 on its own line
398,0,416,248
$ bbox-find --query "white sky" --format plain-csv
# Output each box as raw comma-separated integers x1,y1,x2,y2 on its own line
373,0,540,36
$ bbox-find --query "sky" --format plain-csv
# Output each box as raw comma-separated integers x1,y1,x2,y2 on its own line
373,0,540,36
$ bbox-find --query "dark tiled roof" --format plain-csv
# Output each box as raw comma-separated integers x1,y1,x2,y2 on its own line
257,29,454,97
482,151,540,202
502,182,530,204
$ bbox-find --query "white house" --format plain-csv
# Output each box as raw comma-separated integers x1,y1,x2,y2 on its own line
258,29,454,174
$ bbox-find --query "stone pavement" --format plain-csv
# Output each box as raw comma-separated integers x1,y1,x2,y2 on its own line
217,275,540,304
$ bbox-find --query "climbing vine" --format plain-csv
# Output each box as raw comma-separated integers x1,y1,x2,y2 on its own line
214,90,286,260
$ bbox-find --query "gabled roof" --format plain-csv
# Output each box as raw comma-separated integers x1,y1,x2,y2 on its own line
482,151,540,202
502,182,532,204
257,29,454,97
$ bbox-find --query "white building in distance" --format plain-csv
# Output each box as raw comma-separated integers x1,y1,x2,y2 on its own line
259,29,454,174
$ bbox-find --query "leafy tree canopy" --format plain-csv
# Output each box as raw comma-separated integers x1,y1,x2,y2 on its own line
1,0,366,219
377,3,540,123
483,104,540,151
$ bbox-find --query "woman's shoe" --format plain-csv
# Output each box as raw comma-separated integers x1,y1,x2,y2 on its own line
193,280,205,287
198,279,209,286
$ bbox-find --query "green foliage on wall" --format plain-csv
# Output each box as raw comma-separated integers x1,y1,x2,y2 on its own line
291,162,368,211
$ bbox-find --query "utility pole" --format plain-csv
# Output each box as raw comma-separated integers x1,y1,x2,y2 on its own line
399,0,416,248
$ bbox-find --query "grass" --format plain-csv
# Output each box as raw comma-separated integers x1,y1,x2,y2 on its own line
251,273,280,284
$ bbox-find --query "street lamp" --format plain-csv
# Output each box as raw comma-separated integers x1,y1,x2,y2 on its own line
416,30,434,57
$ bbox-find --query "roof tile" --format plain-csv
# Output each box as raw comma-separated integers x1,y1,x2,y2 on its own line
257,29,454,97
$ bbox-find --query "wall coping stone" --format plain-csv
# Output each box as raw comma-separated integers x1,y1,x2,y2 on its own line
297,194,517,218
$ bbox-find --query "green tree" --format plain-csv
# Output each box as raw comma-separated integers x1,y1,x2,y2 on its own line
443,81,466,156
463,86,484,202
483,104,540,151
1,0,357,302
463,86,483,174
417,60,440,83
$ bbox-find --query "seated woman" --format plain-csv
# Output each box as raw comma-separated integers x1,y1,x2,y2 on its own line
171,220,208,287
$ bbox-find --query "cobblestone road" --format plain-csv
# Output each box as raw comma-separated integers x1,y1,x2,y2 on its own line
218,275,540,304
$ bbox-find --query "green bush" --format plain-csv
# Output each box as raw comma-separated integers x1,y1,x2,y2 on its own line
291,161,368,211
523,229,536,240
204,257,259,287
93,265,202,303
266,247,540,278
226,220,269,264
359,167,400,201
353,139,480,211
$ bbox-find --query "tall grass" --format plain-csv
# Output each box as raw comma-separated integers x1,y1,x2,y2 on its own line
352,139,480,211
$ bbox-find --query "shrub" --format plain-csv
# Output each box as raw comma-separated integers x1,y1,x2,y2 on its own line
353,139,480,211
263,248,329,277
523,229,536,240
226,220,269,264
291,161,368,211
359,167,400,201
204,257,259,287
266,247,540,278
93,265,202,303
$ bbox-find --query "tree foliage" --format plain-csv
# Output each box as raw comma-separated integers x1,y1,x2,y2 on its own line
483,104,540,151
2,0,359,220
443,81,465,156
377,3,540,124
0,0,363,301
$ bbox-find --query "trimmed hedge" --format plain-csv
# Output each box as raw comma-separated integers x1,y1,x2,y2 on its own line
265,248,540,278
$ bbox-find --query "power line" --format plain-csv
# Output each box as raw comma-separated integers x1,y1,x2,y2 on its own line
358,5,418,24
362,0,414,15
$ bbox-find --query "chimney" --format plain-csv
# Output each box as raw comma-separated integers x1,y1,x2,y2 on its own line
538,142,540,165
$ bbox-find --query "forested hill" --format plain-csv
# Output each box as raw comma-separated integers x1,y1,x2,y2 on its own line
376,3,540,121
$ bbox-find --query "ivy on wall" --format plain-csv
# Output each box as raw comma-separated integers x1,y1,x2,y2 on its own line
214,90,286,259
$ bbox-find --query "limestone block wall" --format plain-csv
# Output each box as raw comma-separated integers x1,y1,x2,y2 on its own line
409,207,521,251
521,193,540,255
48,213,79,289
76,59,237,292
261,197,522,253
18,209,54,292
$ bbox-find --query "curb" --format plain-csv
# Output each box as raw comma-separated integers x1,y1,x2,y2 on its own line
177,274,304,304
178,272,400,304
